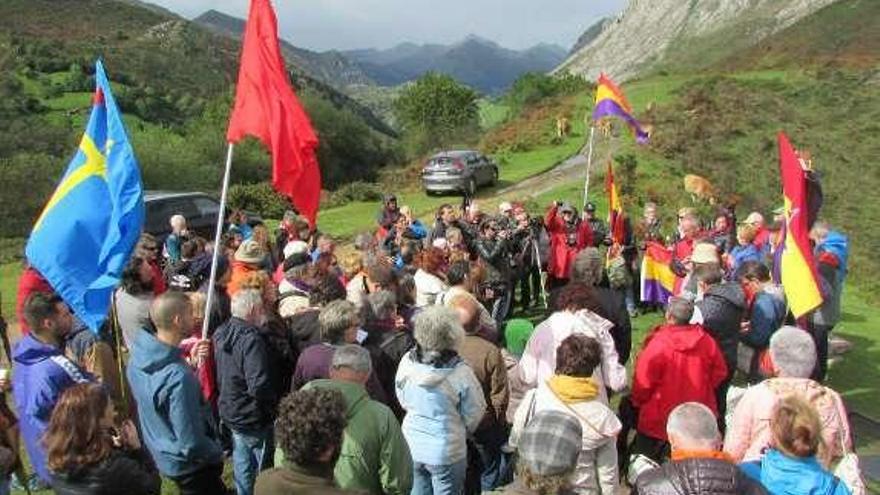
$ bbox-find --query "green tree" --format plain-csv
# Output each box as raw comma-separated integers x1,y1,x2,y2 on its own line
394,72,480,155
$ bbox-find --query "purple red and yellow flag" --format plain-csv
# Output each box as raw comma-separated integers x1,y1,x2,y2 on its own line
778,132,823,317
641,241,676,305
592,73,649,144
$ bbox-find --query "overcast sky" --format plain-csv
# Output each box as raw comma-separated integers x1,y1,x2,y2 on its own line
148,0,626,51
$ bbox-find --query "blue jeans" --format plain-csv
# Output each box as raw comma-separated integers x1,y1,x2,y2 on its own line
473,424,512,490
231,427,275,495
411,459,467,495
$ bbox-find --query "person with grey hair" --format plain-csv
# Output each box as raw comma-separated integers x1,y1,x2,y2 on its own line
362,291,414,418
395,306,486,494
724,326,853,469
212,288,278,495
292,300,389,404
634,403,768,495
164,214,190,264
555,247,633,364
300,345,413,494
631,297,727,462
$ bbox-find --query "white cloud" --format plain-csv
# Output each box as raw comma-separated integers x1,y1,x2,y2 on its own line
149,0,625,51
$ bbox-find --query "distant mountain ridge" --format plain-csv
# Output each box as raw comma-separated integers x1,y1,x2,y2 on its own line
344,36,568,94
194,9,375,88
555,0,842,81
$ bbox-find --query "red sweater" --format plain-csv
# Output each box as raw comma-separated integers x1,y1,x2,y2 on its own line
544,206,593,280
632,323,728,441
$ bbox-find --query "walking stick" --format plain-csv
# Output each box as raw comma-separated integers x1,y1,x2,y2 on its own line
532,239,549,309
109,295,126,405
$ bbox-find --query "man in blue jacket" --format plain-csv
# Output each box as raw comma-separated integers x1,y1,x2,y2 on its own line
213,288,279,495
127,291,226,495
13,292,92,486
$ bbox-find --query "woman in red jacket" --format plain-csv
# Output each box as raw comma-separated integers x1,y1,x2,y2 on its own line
631,297,728,462
544,202,592,288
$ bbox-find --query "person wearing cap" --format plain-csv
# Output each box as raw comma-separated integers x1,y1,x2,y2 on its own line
497,411,583,495
678,241,720,300
228,240,273,297
545,201,593,289
634,402,767,495
582,202,607,248
631,297,727,462
512,334,621,494
376,194,401,234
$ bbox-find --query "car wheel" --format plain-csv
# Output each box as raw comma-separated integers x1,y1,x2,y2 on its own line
466,177,477,196
490,168,499,185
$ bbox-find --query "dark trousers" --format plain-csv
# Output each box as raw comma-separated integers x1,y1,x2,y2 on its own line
471,423,512,491
517,265,542,309
715,377,732,435
173,463,229,495
632,433,670,464
810,324,833,382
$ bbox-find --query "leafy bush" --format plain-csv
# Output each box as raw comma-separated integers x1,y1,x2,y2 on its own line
394,72,480,156
322,181,384,209
0,152,65,237
227,183,291,220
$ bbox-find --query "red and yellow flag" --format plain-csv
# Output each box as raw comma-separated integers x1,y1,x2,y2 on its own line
605,161,626,245
778,132,823,317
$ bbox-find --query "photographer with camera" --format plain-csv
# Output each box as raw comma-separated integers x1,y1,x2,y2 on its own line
475,218,513,332
510,207,545,311
545,201,593,289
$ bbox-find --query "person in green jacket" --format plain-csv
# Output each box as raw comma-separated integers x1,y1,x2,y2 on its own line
303,345,413,495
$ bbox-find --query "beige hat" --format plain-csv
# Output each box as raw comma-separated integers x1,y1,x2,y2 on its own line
234,240,265,265
691,242,720,264
283,240,309,260
743,212,765,226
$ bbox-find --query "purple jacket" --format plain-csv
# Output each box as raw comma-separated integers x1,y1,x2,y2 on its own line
291,343,390,404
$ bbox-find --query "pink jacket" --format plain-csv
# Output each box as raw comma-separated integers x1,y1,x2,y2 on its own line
724,377,852,468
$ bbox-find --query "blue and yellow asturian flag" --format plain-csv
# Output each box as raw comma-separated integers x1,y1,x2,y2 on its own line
25,60,145,332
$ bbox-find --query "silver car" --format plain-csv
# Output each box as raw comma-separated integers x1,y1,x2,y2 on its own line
422,150,498,196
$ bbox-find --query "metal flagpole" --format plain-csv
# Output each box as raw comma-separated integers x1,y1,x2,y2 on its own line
201,143,235,340
582,125,596,210
532,239,549,309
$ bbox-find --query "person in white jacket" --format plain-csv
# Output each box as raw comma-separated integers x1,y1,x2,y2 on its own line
518,284,627,404
413,248,449,307
511,334,621,494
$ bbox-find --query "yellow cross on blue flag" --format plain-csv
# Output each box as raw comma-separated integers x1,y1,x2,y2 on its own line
25,60,145,332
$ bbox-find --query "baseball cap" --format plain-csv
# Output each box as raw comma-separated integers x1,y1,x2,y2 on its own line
691,242,720,264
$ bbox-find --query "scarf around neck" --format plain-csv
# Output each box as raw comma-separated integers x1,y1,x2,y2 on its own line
547,375,598,404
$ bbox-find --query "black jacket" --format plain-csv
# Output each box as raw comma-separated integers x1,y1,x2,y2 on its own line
635,458,768,495
51,449,161,495
595,286,633,365
474,236,511,283
213,317,279,432
697,282,746,379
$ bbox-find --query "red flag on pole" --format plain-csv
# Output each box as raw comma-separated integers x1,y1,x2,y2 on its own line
226,0,321,226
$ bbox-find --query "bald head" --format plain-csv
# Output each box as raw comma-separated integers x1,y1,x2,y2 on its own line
150,291,193,343
667,402,720,451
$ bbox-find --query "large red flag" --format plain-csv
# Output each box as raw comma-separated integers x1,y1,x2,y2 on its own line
778,132,823,317
227,0,321,226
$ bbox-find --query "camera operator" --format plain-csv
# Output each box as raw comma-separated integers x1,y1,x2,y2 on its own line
474,218,513,332
511,207,544,311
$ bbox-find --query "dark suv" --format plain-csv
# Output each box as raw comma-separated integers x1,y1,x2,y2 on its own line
422,150,498,196
144,191,262,242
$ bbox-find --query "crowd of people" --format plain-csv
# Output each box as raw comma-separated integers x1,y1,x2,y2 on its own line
3,192,859,495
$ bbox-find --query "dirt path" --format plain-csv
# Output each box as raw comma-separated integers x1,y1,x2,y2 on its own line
495,153,588,200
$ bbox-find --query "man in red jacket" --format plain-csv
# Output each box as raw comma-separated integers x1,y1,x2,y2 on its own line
544,202,592,288
631,297,728,462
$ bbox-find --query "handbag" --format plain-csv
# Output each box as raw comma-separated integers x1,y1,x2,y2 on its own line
832,399,867,495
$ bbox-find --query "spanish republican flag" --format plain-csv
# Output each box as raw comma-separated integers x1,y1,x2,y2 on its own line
592,73,649,143
778,132,823,317
227,0,321,226
641,241,676,305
